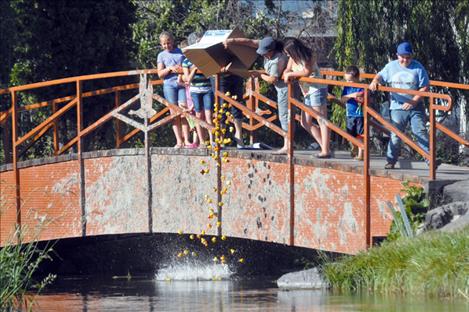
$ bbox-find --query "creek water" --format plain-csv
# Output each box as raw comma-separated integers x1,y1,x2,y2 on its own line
29,262,467,312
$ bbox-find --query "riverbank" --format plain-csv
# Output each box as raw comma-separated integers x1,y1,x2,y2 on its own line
323,226,469,298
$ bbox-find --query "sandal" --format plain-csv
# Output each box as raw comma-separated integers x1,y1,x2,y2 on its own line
184,143,198,149
174,143,183,149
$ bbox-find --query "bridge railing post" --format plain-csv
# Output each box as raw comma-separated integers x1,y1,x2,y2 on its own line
364,89,371,248
52,102,59,155
114,90,121,148
247,78,254,146
429,96,436,180
11,90,21,241
76,80,86,237
287,82,295,246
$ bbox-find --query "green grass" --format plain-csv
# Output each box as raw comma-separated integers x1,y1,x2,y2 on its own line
0,230,56,310
323,226,469,298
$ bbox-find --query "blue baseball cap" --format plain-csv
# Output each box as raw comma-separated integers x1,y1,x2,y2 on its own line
397,42,413,55
256,37,275,56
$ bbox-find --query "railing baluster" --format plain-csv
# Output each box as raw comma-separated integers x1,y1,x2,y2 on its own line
76,80,86,237
287,82,295,246
11,90,21,240
429,96,436,180
248,78,255,145
52,102,59,155
114,90,121,148
364,89,371,248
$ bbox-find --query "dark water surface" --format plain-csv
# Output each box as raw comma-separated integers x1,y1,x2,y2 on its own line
29,277,467,312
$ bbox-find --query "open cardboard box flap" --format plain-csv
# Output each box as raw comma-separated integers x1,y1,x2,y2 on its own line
182,28,257,77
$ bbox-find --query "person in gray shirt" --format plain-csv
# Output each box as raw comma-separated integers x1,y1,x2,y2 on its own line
224,36,289,153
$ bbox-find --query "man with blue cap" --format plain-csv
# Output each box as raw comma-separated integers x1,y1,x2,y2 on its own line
369,41,431,169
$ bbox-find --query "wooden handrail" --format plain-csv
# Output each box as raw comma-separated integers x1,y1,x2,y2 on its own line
1,68,466,165
321,69,469,91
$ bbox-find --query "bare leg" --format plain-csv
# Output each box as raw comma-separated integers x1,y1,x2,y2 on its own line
181,118,191,145
301,110,322,150
233,118,243,146
205,109,214,145
195,111,206,144
170,108,183,147
317,105,331,156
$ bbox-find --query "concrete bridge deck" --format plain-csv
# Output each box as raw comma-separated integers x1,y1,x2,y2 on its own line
232,149,469,183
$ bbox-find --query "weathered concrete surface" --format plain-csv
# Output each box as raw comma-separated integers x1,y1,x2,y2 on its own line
222,158,290,244
152,154,218,236
277,267,328,289
85,156,148,235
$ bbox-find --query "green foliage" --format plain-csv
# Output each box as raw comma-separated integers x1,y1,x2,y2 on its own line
401,181,429,220
8,0,135,83
387,181,429,241
130,0,274,68
323,226,469,298
334,0,469,163
0,236,55,310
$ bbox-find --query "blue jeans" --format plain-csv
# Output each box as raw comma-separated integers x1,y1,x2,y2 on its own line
163,85,186,105
304,88,327,107
276,86,289,131
387,109,429,164
191,91,214,113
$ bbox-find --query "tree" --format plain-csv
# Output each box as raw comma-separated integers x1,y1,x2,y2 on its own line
0,0,137,161
334,0,469,162
131,0,274,68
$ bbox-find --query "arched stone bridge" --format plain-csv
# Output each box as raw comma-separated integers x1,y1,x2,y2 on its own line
1,69,469,255
2,147,468,254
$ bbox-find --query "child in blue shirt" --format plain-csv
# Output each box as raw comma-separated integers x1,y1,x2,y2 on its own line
341,65,364,160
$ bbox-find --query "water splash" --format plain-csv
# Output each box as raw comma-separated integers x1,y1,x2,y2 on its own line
155,261,234,281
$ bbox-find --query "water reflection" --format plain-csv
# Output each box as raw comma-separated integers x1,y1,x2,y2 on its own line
30,278,468,312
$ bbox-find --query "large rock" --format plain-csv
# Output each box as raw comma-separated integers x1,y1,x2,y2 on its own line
424,201,469,231
440,213,469,232
442,180,469,203
277,267,328,289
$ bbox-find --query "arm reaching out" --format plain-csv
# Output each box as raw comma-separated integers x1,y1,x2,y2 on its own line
224,38,259,49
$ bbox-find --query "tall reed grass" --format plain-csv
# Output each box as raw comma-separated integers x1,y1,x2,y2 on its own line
1,182,56,310
0,231,56,310
323,227,469,298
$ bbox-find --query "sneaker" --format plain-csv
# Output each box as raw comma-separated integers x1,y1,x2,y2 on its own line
384,162,395,169
314,153,332,159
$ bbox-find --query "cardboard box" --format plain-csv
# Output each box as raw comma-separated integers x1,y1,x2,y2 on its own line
182,28,258,78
